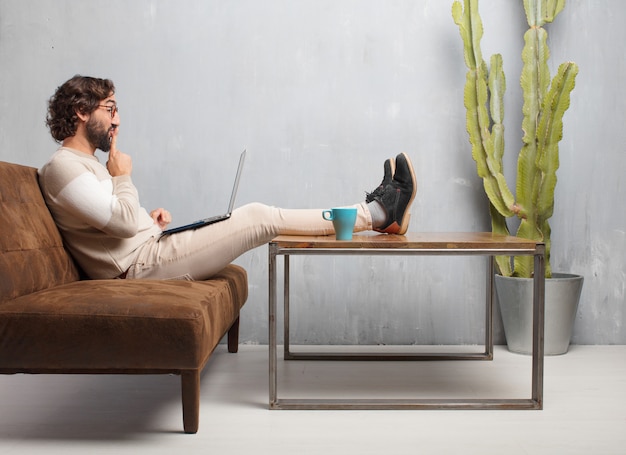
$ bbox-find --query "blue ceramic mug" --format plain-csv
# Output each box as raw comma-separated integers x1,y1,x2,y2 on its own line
322,207,357,240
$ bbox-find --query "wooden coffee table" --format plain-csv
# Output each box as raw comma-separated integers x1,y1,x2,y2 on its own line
268,232,545,410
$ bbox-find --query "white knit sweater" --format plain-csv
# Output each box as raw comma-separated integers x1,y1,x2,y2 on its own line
38,147,161,279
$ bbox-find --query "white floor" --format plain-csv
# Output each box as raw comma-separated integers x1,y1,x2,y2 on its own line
0,345,624,455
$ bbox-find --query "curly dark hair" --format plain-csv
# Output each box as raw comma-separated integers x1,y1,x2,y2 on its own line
46,75,116,142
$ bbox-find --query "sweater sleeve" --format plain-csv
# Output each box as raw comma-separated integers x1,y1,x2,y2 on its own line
52,160,142,239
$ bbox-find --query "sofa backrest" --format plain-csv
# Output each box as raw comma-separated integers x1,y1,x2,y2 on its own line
0,161,80,303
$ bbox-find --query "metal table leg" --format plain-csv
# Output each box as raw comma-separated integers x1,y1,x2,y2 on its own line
531,243,546,409
268,243,278,408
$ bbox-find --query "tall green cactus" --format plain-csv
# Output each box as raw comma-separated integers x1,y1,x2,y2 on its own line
452,0,578,278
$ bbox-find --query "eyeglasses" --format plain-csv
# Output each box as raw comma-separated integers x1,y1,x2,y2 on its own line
98,104,119,119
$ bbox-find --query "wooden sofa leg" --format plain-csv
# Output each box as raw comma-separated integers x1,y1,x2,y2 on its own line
181,370,200,434
228,316,240,353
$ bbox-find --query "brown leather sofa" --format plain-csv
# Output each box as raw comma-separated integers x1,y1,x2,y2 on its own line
0,161,248,434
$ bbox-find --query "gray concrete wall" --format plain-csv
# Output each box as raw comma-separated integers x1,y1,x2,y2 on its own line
1,0,624,345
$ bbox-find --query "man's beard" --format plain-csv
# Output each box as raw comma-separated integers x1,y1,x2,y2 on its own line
86,116,113,152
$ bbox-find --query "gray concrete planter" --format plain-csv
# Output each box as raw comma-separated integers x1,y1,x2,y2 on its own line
495,273,584,355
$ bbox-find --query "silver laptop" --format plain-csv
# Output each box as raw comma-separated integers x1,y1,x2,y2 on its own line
160,149,246,236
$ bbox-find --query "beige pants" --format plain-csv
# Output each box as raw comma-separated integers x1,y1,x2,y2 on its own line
127,202,372,280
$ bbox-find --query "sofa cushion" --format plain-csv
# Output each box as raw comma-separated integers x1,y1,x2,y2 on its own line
0,161,80,302
0,265,247,371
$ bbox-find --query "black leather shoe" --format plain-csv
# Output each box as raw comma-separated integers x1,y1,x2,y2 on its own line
373,152,416,235
366,158,395,203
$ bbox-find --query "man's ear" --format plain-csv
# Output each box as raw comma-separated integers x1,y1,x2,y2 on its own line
75,107,90,123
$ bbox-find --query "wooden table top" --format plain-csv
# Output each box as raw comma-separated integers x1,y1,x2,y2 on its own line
270,232,541,251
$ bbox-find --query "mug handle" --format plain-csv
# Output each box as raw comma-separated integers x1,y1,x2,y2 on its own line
322,210,334,221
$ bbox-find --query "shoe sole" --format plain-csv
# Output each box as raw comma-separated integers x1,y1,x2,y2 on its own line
397,152,416,235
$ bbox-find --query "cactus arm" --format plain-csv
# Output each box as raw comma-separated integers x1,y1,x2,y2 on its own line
524,0,566,26
452,0,482,69
534,61,579,277
517,26,551,223
486,54,516,216
536,62,579,220
453,0,491,180
453,0,515,219
462,64,490,178
545,0,567,24
488,54,505,171
486,53,512,275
